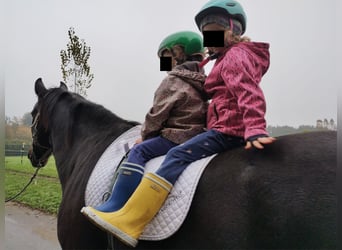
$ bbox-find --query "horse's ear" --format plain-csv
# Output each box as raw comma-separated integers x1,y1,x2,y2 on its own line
60,81,68,91
35,78,47,98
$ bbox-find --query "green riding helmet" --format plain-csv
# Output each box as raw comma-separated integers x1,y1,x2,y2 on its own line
195,0,247,34
157,31,204,57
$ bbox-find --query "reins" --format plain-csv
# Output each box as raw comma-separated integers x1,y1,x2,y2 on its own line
5,167,41,203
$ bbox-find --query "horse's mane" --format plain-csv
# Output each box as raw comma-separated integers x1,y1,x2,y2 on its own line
39,87,140,147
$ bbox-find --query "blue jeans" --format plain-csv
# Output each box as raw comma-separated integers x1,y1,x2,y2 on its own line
156,130,245,184
127,136,178,167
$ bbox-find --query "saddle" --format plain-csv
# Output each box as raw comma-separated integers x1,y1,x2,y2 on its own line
85,125,216,240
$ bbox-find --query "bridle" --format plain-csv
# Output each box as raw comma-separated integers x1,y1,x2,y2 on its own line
29,111,52,167
6,112,52,203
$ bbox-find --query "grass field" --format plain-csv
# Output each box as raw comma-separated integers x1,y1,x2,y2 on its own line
5,156,62,214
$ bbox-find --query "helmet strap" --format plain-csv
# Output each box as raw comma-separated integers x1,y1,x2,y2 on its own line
229,18,234,33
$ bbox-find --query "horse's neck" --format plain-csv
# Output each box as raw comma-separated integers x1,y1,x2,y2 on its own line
50,117,135,191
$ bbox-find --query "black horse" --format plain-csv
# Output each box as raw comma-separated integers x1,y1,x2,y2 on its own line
29,78,336,250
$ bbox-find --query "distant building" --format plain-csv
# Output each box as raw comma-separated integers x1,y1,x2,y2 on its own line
329,118,337,130
316,118,337,131
316,119,323,128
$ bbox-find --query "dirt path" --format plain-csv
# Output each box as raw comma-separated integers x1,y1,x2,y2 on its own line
5,201,61,250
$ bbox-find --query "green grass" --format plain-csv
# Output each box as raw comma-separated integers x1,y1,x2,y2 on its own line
5,156,62,214
5,155,58,178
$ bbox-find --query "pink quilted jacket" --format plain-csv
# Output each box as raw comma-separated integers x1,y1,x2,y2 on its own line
205,42,270,140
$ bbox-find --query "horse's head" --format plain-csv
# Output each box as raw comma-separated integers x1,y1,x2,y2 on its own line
28,78,67,167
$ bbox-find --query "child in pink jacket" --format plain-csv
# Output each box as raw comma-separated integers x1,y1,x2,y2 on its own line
156,0,276,184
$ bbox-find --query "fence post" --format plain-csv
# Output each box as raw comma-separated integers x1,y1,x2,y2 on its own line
21,142,25,164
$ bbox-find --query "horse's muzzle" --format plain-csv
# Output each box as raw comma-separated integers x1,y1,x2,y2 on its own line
28,149,48,168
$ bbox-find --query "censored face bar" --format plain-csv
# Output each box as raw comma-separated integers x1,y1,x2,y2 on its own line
202,31,225,47
160,56,172,71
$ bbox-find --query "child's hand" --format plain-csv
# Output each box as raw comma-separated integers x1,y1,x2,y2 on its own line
245,136,276,150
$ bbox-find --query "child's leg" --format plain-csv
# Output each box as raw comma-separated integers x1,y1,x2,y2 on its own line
96,136,177,212
156,130,244,184
126,136,178,166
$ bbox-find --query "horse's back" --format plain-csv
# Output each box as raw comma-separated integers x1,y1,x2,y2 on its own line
181,131,336,249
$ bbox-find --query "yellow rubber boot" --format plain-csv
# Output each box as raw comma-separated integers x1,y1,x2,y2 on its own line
81,173,172,247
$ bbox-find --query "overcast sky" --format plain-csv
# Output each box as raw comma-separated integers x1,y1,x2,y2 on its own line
3,0,337,128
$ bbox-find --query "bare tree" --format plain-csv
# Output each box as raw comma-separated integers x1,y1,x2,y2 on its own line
60,27,94,96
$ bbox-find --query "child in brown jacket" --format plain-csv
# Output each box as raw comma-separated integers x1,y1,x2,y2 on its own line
82,31,207,214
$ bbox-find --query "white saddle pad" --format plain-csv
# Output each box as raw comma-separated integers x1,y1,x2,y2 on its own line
85,125,216,240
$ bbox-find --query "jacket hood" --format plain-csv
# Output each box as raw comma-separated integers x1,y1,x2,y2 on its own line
168,61,206,93
232,42,270,75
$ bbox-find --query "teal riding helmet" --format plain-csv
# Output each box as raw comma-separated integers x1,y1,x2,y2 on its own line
195,0,247,34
